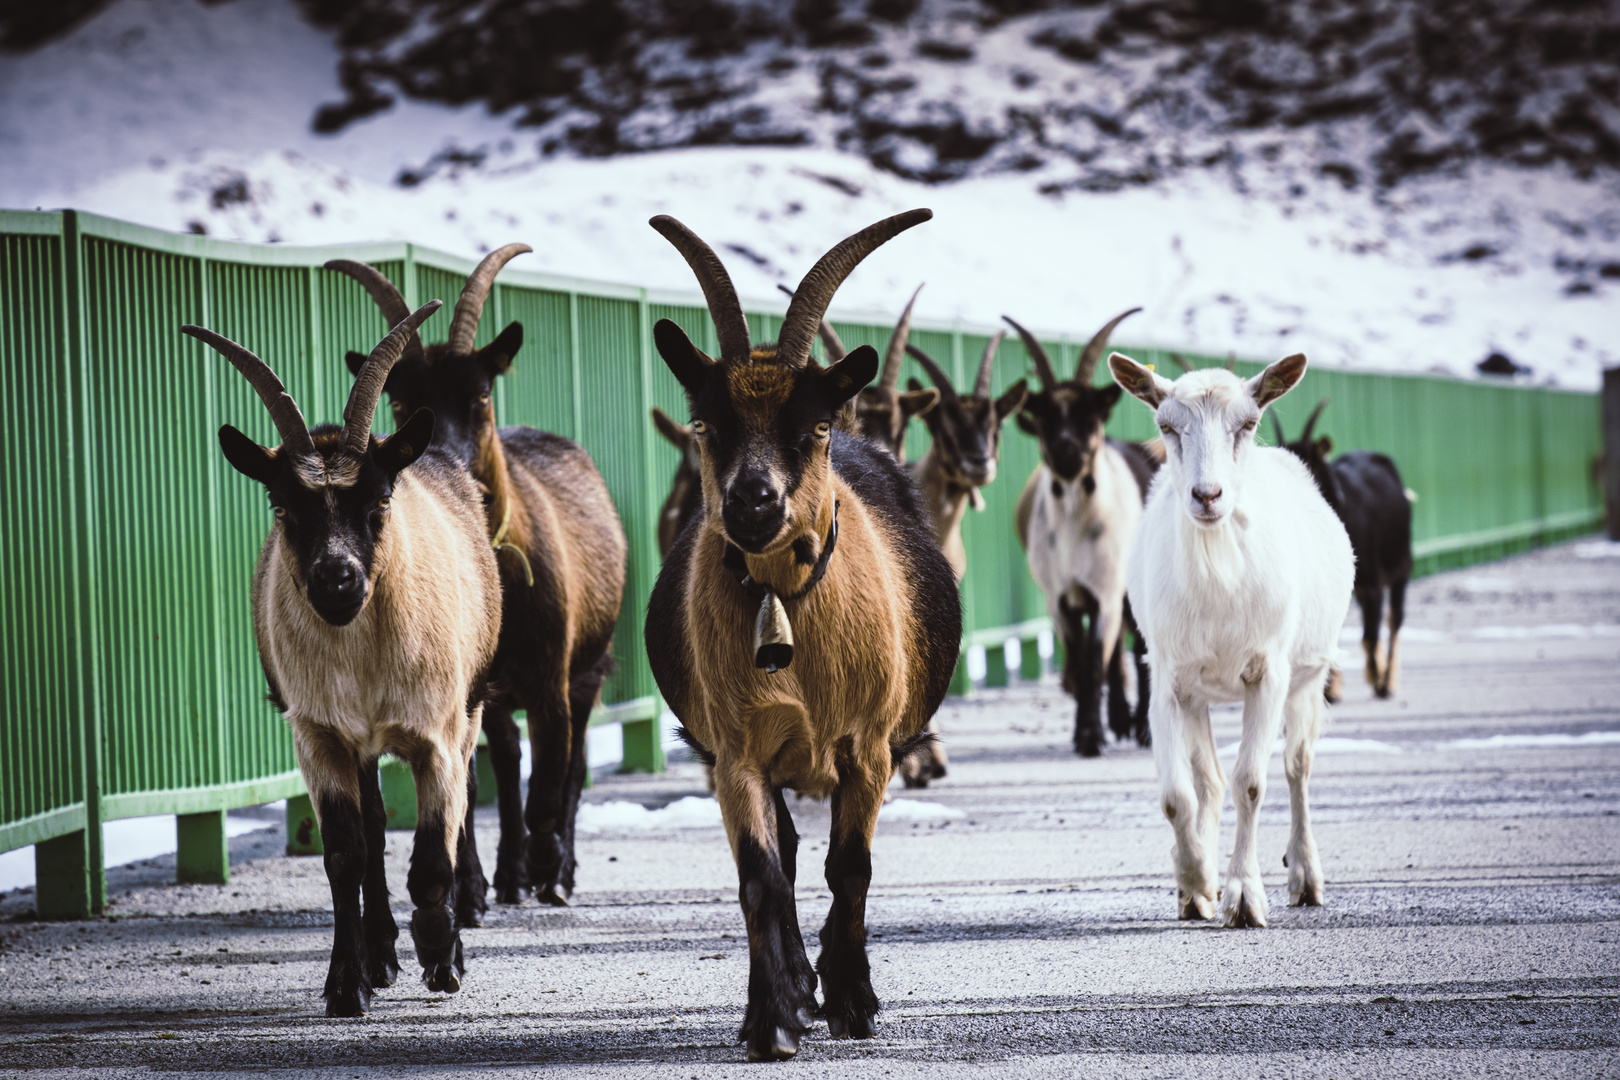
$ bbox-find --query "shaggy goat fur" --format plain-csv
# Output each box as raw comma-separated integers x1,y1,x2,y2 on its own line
1111,351,1354,929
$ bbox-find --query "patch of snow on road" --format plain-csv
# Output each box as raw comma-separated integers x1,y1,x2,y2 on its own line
0,813,279,891
1469,624,1620,640
1443,732,1620,750
879,799,966,821
573,796,723,834
1573,541,1620,560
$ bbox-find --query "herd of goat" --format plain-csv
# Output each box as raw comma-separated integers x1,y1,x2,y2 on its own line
185,209,1414,1060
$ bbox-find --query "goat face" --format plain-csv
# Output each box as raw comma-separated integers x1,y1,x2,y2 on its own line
1110,352,1307,529
853,385,939,460
653,323,879,554
345,324,522,467
219,415,435,626
1015,383,1121,491
914,378,1028,487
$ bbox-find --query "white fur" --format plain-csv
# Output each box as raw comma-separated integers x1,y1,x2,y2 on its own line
1023,446,1144,672
1113,355,1354,928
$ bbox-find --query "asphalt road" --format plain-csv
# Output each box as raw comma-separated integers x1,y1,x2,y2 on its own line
2,541,1617,1077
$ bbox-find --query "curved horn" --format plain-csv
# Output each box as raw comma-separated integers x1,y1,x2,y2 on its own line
1299,398,1329,444
777,283,845,362
1001,315,1058,392
904,343,958,404
446,243,531,356
344,300,444,455
1270,411,1287,446
778,209,932,367
880,283,924,389
1169,352,1192,374
183,325,316,458
1076,306,1142,385
973,328,1006,399
651,216,753,362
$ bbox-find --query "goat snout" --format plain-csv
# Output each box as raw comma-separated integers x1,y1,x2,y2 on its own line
307,557,367,624
1192,484,1222,509
722,470,786,551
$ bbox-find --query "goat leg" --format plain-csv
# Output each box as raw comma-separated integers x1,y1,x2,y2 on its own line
817,763,884,1042
316,785,372,1017
454,760,488,928
408,746,469,993
523,692,574,906
1381,578,1407,698
357,759,399,990
1358,585,1384,694
1284,678,1326,907
773,786,818,1009
481,704,529,904
1223,663,1288,929
1060,594,1106,757
559,656,612,899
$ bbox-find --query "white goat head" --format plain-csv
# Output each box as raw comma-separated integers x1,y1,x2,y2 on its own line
1108,352,1307,529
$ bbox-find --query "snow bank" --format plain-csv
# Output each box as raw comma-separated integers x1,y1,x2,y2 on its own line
0,812,278,892
879,799,966,821
1218,737,1402,757
573,796,724,834
1443,732,1620,750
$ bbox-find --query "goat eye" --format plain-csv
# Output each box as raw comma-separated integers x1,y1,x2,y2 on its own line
1241,419,1256,432
1158,423,1175,435
814,422,831,438
691,420,707,435
391,401,403,415
377,498,390,511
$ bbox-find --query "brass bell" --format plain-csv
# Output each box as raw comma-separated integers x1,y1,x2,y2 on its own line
753,588,794,673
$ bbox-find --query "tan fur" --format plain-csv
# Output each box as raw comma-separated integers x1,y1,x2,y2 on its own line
473,409,531,557
1015,468,1037,551
254,460,500,854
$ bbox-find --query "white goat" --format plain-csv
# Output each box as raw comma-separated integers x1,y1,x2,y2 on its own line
1108,351,1353,928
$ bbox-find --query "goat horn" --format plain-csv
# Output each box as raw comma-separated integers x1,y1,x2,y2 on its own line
1271,411,1287,446
183,325,316,458
323,259,423,365
1076,307,1142,385
1299,398,1329,444
1169,352,1192,374
778,209,933,368
904,343,958,404
777,283,845,362
446,243,531,356
1001,315,1058,392
973,328,1006,399
344,300,444,455
880,283,924,389
651,216,753,362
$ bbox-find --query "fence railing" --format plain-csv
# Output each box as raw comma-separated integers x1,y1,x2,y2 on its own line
0,209,1603,918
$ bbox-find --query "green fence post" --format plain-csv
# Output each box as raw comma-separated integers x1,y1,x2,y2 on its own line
380,757,418,831
620,719,665,774
35,829,93,920
285,794,322,856
1020,637,1044,682
983,639,1010,688
176,811,229,884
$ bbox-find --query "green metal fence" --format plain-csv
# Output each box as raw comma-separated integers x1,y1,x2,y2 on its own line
0,210,1603,918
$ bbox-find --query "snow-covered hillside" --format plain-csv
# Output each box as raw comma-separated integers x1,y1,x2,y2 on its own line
1,0,1615,387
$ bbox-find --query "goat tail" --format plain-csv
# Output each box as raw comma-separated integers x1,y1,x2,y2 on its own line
673,725,717,767
890,727,939,771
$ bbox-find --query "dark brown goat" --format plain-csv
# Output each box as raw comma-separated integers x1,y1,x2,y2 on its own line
651,405,703,558
328,250,626,912
1273,402,1413,700
645,210,960,1061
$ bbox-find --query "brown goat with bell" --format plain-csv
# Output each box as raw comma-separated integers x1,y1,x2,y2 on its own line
188,301,500,1016
326,249,626,912
644,210,960,1061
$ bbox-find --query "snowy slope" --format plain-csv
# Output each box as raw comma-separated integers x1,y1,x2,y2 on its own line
2,0,1616,387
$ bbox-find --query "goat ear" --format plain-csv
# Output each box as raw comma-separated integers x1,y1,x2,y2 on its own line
375,408,435,475
1097,383,1122,410
995,378,1028,420
476,322,523,376
1108,351,1171,407
1015,408,1039,436
823,344,879,407
1314,435,1333,458
218,425,278,485
650,405,692,449
900,386,939,418
345,350,368,377
1249,353,1307,408
653,319,714,397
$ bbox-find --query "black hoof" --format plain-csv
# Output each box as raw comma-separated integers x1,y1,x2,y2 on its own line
901,773,929,790
1074,734,1103,758
365,946,399,990
537,888,569,907
1134,725,1152,748
929,762,947,780
423,964,461,993
746,1026,800,1062
494,885,525,905
323,970,371,1017
455,908,484,929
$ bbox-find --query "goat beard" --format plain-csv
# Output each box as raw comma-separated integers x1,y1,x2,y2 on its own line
1181,508,1247,593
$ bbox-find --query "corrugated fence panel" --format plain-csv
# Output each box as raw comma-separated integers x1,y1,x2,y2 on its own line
316,260,407,428
205,260,311,785
0,229,85,823
496,285,576,439
575,295,655,705
81,239,219,797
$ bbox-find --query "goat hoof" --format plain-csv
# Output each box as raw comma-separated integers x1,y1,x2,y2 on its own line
827,1014,849,1040
747,1026,800,1062
537,889,569,908
902,773,929,789
930,762,947,780
494,886,524,905
1290,884,1324,907
1073,737,1103,758
1178,893,1215,921
323,976,371,1018
423,964,461,994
